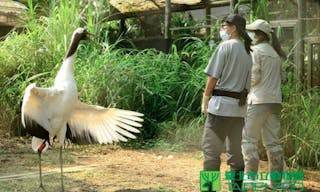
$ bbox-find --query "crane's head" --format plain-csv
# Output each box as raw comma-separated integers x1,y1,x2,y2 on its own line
72,27,90,42
64,27,91,58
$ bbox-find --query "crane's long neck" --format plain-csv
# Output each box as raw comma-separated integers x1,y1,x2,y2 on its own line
55,36,81,84
65,35,82,58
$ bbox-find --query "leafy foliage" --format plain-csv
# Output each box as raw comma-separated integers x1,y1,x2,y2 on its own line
0,0,211,142
281,83,320,169
1,0,320,170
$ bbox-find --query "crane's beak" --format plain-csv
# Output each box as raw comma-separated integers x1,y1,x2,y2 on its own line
81,27,92,41
86,30,96,40
83,28,103,42
83,31,91,41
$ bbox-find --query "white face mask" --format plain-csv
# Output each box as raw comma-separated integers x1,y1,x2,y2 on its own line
219,29,230,41
247,31,257,44
247,31,255,40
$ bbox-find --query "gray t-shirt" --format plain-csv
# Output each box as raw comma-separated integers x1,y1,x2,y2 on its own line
204,39,252,117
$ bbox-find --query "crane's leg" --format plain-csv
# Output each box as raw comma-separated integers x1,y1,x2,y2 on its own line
60,146,64,192
37,152,47,192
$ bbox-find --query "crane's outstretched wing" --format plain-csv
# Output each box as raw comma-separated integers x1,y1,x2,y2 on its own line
66,101,144,144
21,83,63,139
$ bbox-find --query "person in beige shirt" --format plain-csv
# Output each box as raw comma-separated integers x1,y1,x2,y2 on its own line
242,19,286,190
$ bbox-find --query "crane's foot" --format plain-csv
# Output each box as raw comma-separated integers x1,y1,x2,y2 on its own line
36,183,47,192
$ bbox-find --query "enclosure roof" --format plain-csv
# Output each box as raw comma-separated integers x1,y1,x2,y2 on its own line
0,0,27,26
111,0,201,13
108,0,245,20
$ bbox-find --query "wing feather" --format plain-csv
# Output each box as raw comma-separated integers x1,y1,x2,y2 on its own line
67,101,143,144
21,83,63,132
102,119,122,142
113,120,140,133
114,116,143,128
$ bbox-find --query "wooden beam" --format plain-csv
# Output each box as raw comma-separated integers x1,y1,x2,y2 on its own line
269,19,298,28
170,24,214,31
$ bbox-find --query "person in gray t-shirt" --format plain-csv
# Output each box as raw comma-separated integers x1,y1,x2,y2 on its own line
201,14,252,192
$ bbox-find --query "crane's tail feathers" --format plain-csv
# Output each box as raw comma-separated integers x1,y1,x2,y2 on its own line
31,137,49,153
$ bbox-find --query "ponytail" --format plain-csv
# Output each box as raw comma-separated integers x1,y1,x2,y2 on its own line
271,32,286,59
239,29,252,54
255,30,286,59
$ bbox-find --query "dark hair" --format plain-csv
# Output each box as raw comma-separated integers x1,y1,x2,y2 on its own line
239,29,252,54
255,30,269,42
271,32,286,59
254,30,286,59
222,14,252,54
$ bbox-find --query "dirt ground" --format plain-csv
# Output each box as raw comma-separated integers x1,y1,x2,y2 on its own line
1,134,320,192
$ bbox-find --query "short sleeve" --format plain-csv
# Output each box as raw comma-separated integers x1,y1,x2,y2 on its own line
204,43,227,79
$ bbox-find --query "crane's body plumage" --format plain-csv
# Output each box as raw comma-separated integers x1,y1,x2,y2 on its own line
21,28,143,191
22,54,79,149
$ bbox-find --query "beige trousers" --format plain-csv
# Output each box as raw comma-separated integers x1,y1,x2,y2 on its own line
242,103,284,184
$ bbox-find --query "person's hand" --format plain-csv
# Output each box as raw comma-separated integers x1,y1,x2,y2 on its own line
201,95,210,115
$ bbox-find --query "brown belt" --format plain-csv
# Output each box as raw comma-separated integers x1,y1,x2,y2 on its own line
212,89,241,99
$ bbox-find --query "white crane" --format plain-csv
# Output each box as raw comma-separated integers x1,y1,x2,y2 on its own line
21,28,144,192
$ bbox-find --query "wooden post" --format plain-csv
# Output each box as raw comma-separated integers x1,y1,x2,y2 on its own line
119,19,126,36
164,0,171,40
318,2,320,34
205,0,211,36
164,0,171,52
250,0,258,22
295,0,306,83
230,0,239,13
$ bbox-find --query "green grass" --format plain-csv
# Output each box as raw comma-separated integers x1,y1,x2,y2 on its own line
281,84,320,169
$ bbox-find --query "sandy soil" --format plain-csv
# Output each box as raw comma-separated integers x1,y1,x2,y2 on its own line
1,134,320,192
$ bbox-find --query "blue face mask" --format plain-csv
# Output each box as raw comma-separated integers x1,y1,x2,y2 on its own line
219,29,230,41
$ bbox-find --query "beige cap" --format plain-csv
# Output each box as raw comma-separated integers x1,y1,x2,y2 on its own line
246,19,273,37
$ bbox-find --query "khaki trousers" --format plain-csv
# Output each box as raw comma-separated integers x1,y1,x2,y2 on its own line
242,103,284,183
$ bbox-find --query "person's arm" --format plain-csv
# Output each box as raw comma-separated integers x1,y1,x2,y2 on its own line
204,76,218,96
202,43,225,114
251,51,261,87
202,76,218,115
